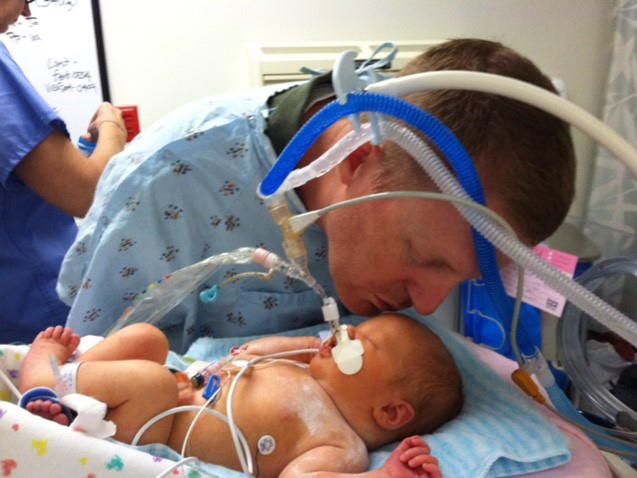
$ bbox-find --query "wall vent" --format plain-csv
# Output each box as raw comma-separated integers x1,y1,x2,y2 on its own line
249,40,443,86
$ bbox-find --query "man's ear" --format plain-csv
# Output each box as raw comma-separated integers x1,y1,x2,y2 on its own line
337,142,383,185
373,399,415,430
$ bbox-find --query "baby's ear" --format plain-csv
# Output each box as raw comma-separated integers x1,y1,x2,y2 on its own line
373,399,415,430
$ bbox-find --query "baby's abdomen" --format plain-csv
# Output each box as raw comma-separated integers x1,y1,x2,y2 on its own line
167,365,326,476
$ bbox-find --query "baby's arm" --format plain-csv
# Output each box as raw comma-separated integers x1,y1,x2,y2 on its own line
279,436,441,478
279,444,368,478
239,335,321,363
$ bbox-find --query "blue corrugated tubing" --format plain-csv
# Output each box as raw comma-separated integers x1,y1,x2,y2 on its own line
546,383,637,457
259,92,535,356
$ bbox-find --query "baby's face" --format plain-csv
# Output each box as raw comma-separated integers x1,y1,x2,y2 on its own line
309,314,417,405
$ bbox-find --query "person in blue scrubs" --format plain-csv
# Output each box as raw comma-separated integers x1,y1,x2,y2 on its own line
0,0,128,343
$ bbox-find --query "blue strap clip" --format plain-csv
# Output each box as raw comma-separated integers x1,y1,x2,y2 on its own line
202,374,222,400
199,284,219,304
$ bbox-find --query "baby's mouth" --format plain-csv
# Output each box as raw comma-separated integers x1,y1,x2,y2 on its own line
319,343,332,358
318,334,337,358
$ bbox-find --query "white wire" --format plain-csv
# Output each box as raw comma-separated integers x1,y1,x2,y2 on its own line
134,350,317,478
292,185,636,454
225,349,319,477
131,405,251,462
226,366,254,476
175,359,295,458
180,380,223,458
291,190,528,365
291,191,511,233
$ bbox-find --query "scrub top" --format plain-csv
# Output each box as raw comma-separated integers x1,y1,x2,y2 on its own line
0,41,75,343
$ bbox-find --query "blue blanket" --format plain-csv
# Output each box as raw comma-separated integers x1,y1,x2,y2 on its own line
156,313,570,477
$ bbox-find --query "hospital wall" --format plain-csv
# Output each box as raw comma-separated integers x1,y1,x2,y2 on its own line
100,0,614,220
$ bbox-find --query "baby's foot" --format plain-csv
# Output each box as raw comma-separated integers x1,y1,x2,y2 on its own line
19,326,81,393
25,399,70,426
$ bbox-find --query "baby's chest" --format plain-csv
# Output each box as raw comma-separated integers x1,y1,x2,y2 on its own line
231,368,335,426
216,370,343,468
223,368,342,437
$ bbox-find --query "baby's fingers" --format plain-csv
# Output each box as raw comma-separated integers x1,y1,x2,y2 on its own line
407,454,439,469
400,446,430,463
421,463,442,478
400,437,431,457
407,435,430,450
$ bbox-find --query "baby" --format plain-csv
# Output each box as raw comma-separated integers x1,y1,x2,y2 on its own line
19,313,462,477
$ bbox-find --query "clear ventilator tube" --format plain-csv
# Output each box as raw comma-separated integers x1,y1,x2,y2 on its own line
375,122,637,348
105,248,260,336
289,121,637,350
364,71,637,348
275,125,376,194
366,70,637,178
105,247,331,336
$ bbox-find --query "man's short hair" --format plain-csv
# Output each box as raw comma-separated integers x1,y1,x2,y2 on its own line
377,38,575,244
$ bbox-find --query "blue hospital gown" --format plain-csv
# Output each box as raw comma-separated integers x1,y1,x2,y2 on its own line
57,85,337,353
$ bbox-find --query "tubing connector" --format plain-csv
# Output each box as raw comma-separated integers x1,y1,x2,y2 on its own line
320,298,363,375
521,350,556,389
262,198,330,302
265,197,309,270
511,368,546,405
321,297,340,335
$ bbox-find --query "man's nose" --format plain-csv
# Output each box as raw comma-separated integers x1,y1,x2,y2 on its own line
22,3,31,16
406,279,457,315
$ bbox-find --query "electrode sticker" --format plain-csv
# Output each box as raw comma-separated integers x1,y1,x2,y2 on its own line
500,245,578,316
258,435,276,455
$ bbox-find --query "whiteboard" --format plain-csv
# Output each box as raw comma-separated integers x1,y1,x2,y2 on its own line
3,0,109,143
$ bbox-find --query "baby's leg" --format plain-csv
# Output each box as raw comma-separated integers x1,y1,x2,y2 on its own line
79,323,169,364
23,358,178,444
19,326,177,444
18,324,168,390
75,359,179,444
19,326,81,424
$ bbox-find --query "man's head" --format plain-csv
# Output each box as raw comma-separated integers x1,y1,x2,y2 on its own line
378,38,576,244
319,38,575,317
310,313,463,447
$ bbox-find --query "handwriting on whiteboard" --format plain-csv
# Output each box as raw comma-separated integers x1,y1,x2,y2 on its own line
2,0,105,141
47,57,97,94
5,16,42,43
32,0,78,11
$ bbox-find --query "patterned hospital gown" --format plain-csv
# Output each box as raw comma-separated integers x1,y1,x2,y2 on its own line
57,84,336,353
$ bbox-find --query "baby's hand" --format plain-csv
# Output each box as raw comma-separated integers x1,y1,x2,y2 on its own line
383,436,442,478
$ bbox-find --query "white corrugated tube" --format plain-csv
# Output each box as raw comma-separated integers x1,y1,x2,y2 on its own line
304,119,637,349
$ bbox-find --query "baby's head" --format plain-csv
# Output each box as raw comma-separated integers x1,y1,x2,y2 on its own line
310,313,463,447
390,315,463,437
